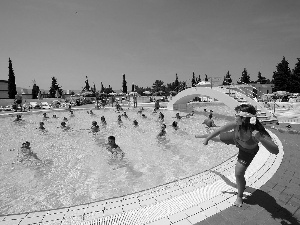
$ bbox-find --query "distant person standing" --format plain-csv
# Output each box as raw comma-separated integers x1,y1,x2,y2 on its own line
133,94,138,108
15,94,23,112
155,100,160,110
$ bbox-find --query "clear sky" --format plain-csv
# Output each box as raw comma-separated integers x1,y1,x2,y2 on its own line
0,0,299,91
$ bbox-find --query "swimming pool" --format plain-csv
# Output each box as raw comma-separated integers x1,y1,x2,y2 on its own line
0,106,237,215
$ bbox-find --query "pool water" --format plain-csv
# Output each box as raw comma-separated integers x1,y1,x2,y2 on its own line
0,106,237,215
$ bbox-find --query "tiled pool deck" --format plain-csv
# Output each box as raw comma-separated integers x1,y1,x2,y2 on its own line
1,109,299,225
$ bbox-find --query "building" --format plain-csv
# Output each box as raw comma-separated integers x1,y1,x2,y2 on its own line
250,83,274,99
0,80,9,99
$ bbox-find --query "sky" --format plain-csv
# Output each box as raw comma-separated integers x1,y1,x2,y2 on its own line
0,0,300,92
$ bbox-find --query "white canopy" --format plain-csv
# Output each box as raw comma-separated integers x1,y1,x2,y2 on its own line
196,81,211,87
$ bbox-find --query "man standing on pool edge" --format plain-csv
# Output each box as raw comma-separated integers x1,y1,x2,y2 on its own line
196,104,279,207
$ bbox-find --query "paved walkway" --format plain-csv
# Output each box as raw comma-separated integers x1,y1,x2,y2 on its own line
192,127,300,225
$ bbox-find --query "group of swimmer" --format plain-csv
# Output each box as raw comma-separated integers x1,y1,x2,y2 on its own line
11,103,280,208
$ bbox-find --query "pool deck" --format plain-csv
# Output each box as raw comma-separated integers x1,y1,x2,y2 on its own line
0,108,300,224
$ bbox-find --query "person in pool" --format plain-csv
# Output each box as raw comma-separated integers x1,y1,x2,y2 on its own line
18,141,42,163
133,119,139,127
202,113,217,128
185,110,195,118
122,111,129,119
158,112,164,122
157,123,167,137
43,113,49,119
91,121,100,132
101,116,107,126
60,121,70,130
87,109,94,115
171,121,179,130
107,136,125,159
38,121,46,130
14,115,22,122
195,104,279,207
174,112,182,120
117,115,123,126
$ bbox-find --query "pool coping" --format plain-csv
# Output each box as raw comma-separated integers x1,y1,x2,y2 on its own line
0,109,283,225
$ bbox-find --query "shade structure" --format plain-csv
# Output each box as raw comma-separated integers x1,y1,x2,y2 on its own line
143,91,151,95
81,91,94,96
196,81,211,87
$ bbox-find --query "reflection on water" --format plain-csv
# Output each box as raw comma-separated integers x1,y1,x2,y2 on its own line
0,107,237,215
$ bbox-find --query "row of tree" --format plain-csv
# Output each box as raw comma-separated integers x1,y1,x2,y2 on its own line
6,56,300,99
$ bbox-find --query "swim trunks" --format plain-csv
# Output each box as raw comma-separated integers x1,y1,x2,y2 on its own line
237,148,258,167
220,131,259,167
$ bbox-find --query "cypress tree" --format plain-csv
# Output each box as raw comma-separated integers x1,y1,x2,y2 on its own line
191,72,196,87
174,73,179,91
8,58,17,99
205,74,208,82
122,74,127,93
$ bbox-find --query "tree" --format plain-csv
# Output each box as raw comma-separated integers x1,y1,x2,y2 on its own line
222,71,232,85
272,56,291,92
174,73,179,91
152,80,165,93
32,83,40,99
290,58,300,93
178,81,186,92
197,75,201,83
8,58,17,99
100,82,104,93
256,71,268,84
49,77,63,98
102,85,113,94
83,76,90,91
134,85,151,96
238,68,251,84
205,74,208,82
122,74,127,93
191,72,196,87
